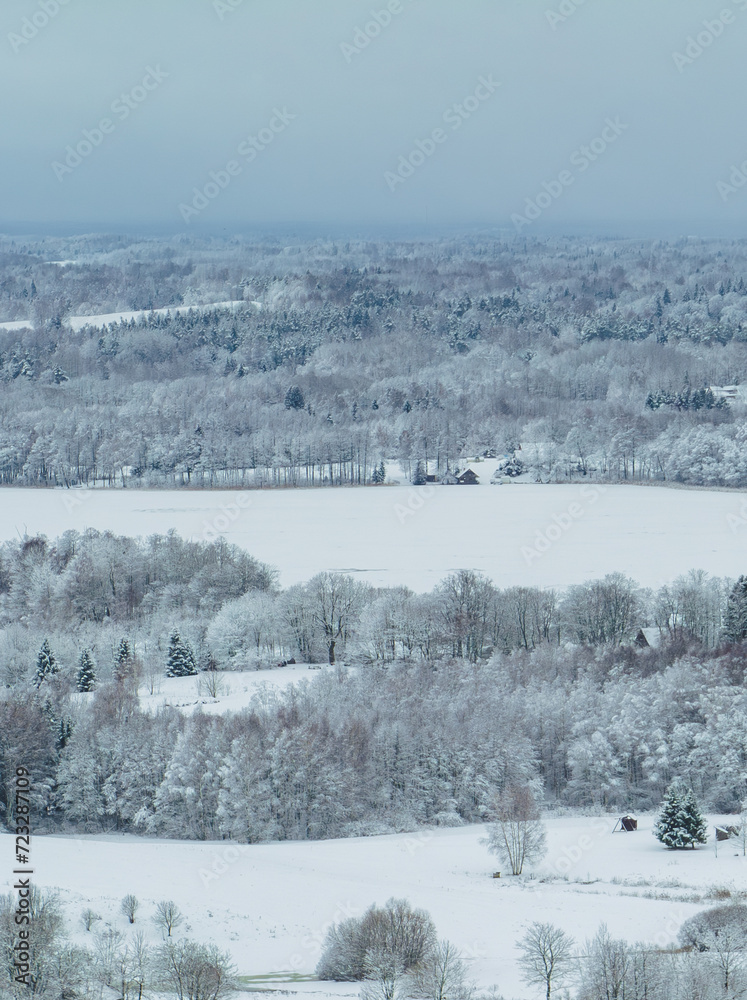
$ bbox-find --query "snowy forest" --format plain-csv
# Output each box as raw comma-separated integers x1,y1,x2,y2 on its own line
3,233,747,487
3,527,747,839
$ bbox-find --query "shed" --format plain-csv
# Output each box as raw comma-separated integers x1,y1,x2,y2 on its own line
457,469,479,485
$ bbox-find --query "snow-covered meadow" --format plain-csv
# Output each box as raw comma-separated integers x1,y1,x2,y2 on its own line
2,480,747,592
134,664,322,715
3,816,743,998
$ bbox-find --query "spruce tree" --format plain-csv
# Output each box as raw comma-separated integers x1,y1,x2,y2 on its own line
166,630,197,677
679,788,708,848
654,782,708,849
412,461,427,486
34,639,57,688
114,638,133,683
724,576,747,642
76,649,96,692
371,461,386,484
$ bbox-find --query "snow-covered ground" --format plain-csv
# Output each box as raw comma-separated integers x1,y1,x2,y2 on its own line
2,817,742,997
135,664,325,716
1,482,746,592
0,298,260,333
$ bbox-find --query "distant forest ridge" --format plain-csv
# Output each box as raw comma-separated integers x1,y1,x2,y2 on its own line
1,233,747,487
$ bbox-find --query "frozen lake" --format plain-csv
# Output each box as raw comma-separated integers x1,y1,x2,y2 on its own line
0,481,745,591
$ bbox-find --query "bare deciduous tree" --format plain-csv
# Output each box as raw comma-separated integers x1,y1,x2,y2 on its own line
82,907,101,932
408,939,474,1000
156,938,237,1000
154,899,184,938
517,923,574,1000
121,894,139,924
485,785,547,875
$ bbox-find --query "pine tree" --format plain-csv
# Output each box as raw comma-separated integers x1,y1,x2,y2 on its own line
34,639,57,688
654,782,707,849
724,576,747,642
76,650,96,692
166,630,197,677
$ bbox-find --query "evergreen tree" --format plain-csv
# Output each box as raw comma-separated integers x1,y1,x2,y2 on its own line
412,461,427,486
724,576,747,642
76,649,96,692
371,461,386,485
56,718,74,751
114,637,134,683
166,630,197,677
679,788,708,847
654,782,708,849
34,639,57,688
284,385,305,410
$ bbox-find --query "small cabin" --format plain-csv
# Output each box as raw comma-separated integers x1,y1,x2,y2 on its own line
457,469,479,485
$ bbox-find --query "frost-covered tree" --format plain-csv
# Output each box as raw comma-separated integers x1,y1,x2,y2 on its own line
485,785,547,875
114,637,134,684
120,894,139,924
76,649,96,692
156,939,236,1000
165,630,197,677
34,639,58,688
408,939,473,1000
654,782,707,849
411,461,427,486
517,923,574,1000
371,461,386,485
724,576,747,642
153,900,183,938
284,385,305,410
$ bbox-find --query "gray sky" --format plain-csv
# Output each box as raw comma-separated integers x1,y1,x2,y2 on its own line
1,0,746,235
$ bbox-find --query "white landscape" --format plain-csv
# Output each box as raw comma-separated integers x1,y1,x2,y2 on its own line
2,816,743,998
3,480,747,592
4,32,747,992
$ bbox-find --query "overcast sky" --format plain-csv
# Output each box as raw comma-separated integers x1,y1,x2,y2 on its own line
1,0,746,236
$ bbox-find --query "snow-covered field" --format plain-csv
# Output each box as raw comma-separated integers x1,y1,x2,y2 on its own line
0,298,260,333
135,664,324,716
1,481,746,591
3,817,742,998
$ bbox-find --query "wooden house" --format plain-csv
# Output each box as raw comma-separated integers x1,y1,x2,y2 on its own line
457,469,479,485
